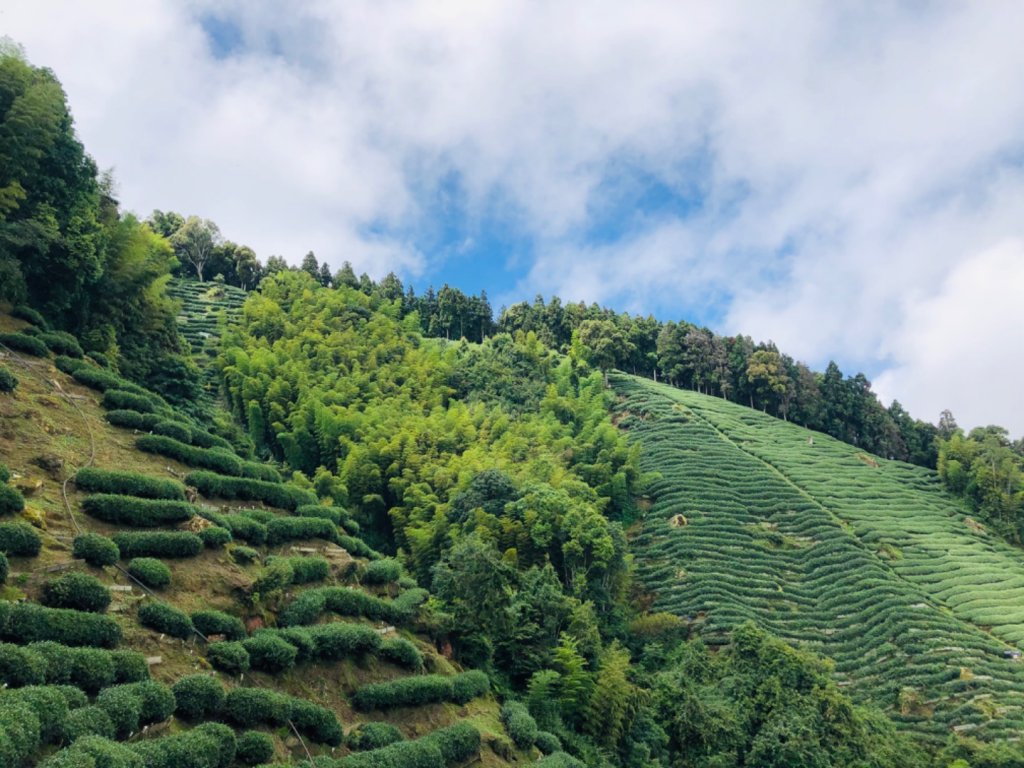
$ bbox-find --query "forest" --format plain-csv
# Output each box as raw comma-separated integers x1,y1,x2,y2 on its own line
2,41,1024,768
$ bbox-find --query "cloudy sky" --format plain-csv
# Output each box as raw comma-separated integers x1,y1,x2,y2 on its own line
5,1,1024,435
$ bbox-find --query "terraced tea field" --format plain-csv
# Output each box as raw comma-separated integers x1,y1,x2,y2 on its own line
613,373,1024,742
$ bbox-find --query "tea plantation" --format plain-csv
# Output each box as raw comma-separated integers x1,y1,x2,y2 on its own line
613,373,1024,742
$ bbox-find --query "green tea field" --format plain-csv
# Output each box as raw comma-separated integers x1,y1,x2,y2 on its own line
613,373,1024,742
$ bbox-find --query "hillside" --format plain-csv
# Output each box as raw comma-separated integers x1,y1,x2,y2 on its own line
613,373,1024,743
0,309,527,767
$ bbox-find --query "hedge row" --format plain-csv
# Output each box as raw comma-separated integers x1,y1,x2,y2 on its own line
40,735,144,768
0,484,25,516
266,555,329,585
138,601,193,638
266,516,338,546
129,558,172,589
185,471,315,511
363,558,402,585
0,692,62,766
207,641,250,674
102,389,167,414
72,533,120,567
39,331,83,358
11,305,46,328
0,332,48,357
41,572,111,613
191,610,245,641
137,435,273,481
0,603,121,648
352,670,489,711
259,623,382,666
294,504,360,533
105,410,234,451
72,366,149,394
200,526,232,548
75,467,185,500
337,534,380,560
114,531,203,559
221,688,342,745
380,637,423,671
0,641,148,692
221,515,267,545
501,701,538,749
130,721,236,768
242,633,296,673
63,705,115,742
336,722,480,768
0,520,41,556
172,674,225,720
81,494,196,527
236,730,274,765
347,722,403,751
277,587,405,627
96,680,175,738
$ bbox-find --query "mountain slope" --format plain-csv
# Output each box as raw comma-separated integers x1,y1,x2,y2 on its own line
613,373,1024,742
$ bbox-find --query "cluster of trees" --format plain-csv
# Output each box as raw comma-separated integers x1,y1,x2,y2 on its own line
501,297,943,467
0,44,200,403
939,419,1024,543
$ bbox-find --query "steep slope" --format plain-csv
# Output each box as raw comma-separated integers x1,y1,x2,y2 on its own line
613,373,1024,743
0,311,525,767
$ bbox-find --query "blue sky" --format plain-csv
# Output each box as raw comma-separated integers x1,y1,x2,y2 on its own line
7,1,1024,435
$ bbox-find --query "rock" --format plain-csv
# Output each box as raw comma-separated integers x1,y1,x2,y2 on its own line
13,476,43,495
21,506,46,529
31,454,64,477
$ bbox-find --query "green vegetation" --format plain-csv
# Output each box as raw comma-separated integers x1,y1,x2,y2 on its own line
41,572,111,613
72,532,120,566
113,531,203,558
137,601,193,638
0,367,17,392
75,467,186,500
128,558,173,589
81,494,196,527
0,520,41,555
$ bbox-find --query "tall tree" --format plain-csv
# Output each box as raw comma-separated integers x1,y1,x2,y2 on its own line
170,216,221,282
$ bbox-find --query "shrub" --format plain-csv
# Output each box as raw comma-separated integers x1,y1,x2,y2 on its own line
81,494,196,527
230,545,260,564
239,509,274,524
0,642,47,686
41,572,112,613
536,753,586,768
222,515,268,545
222,688,288,728
124,680,176,724
207,641,250,674
288,698,343,745
422,722,481,764
114,531,203,559
0,484,23,515
0,552,7,585
110,650,150,683
2,603,121,648
12,304,47,328
96,685,142,738
266,516,338,546
352,674,458,711
128,557,172,589
40,735,145,768
340,740,443,768
189,429,234,451
452,670,490,704
74,467,185,500
129,722,236,768
39,331,83,358
191,610,245,640
136,435,245,476
27,642,116,693
305,623,381,661
52,684,88,709
54,355,85,375
0,331,48,356
101,389,164,414
0,367,17,393
390,588,430,621
337,534,378,559
72,533,120,567
380,637,423,670
137,601,192,638
0,520,41,555
0,700,42,765
62,705,116,742
152,420,192,443
501,701,538,749
347,722,403,751
235,731,274,765
535,731,562,755
294,504,347,526
87,351,111,369
185,471,315,511
0,465,8,483
252,557,294,597
199,525,232,548
277,586,403,627
104,409,163,431
72,365,139,393
242,633,297,673
363,558,401,585
171,674,225,720
270,555,329,585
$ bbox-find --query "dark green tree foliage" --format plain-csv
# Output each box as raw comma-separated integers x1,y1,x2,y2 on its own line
1,603,121,647
235,730,274,765
113,531,202,559
0,520,41,555
0,552,7,585
75,467,185,500
127,558,172,589
80,494,196,527
41,572,111,612
171,674,225,720
137,601,192,638
72,532,119,566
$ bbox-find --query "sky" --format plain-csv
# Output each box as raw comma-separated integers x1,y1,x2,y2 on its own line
5,1,1024,436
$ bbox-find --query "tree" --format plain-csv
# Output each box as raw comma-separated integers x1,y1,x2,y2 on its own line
746,348,790,415
576,319,631,387
301,251,319,280
233,245,261,290
170,216,221,282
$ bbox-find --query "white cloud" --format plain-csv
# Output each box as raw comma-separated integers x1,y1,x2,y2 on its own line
4,0,1024,432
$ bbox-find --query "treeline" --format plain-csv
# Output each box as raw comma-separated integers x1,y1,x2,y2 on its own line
939,419,1024,543
0,44,200,406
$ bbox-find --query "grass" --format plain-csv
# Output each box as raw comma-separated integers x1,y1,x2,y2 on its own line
612,372,1024,742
